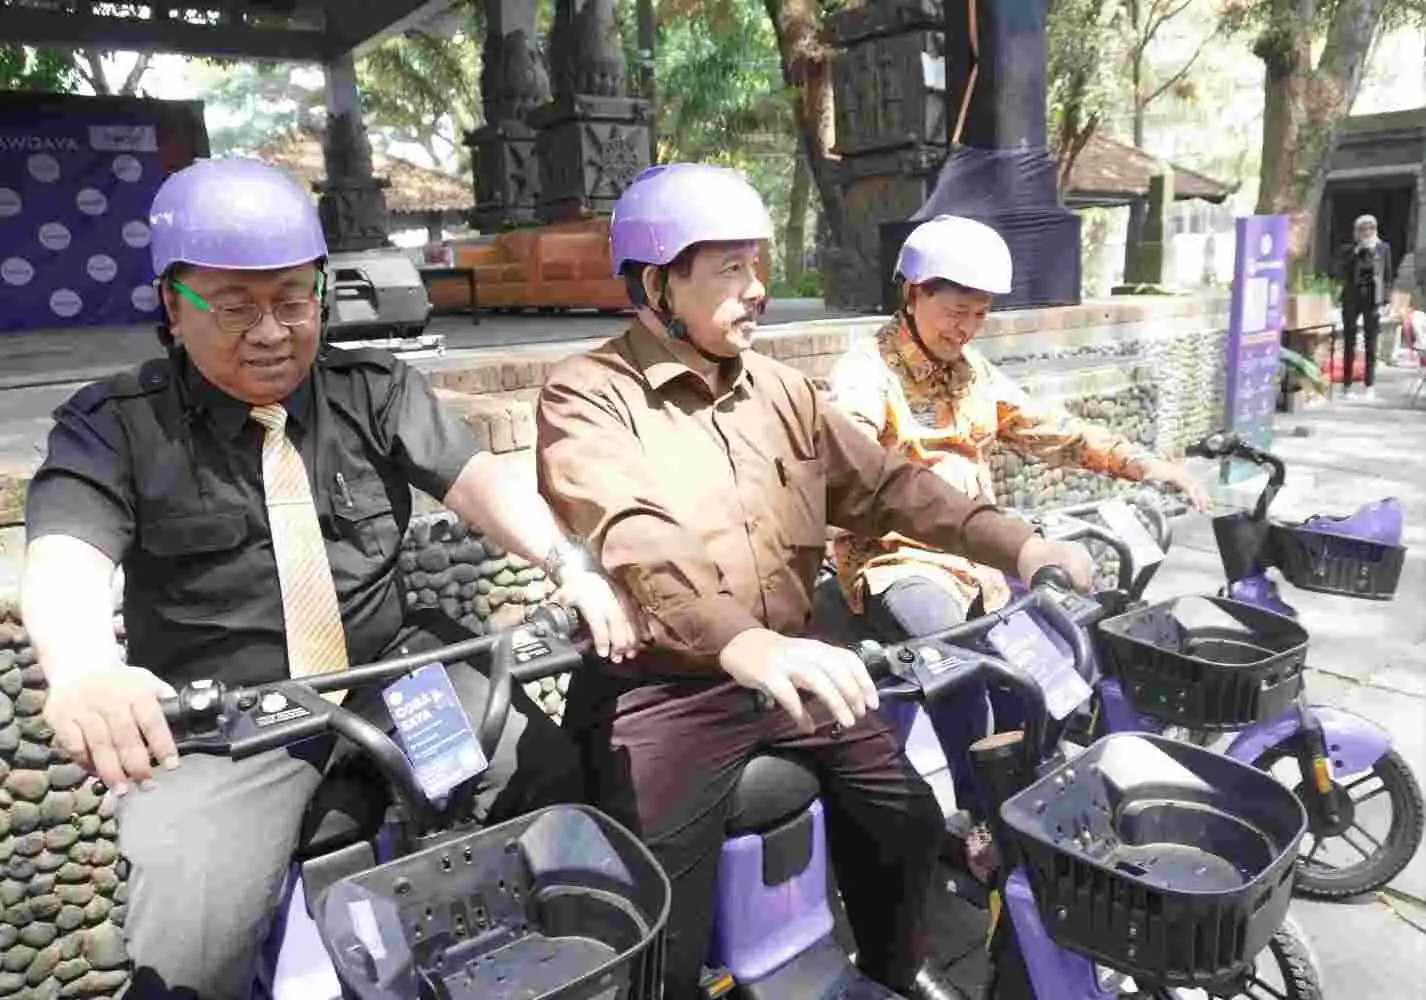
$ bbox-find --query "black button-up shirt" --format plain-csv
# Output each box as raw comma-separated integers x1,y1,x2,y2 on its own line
25,346,481,689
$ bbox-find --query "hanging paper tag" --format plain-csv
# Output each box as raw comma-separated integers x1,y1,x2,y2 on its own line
1098,498,1165,570
986,612,1092,720
382,663,488,801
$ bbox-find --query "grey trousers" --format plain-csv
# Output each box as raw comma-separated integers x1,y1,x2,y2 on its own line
117,612,582,999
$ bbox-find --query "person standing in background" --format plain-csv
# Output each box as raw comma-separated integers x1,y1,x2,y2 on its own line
1338,214,1393,399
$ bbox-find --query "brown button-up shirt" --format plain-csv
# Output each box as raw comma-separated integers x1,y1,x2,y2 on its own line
535,322,1035,676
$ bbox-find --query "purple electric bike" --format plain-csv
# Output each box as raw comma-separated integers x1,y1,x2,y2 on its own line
862,574,1319,999
158,605,670,1000
155,579,1319,1000
1035,451,1423,903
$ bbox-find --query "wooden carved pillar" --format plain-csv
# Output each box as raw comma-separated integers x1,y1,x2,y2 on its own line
823,0,950,311
529,0,652,222
318,51,390,252
906,0,1081,310
466,0,550,230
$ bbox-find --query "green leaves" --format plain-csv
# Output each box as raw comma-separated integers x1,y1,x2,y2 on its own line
1279,345,1329,394
357,29,481,153
0,45,81,92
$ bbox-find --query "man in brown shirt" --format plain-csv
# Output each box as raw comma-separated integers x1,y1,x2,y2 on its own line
536,164,1092,999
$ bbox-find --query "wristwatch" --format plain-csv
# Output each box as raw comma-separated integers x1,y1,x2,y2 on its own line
544,535,591,587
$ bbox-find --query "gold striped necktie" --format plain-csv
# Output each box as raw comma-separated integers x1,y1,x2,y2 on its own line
251,403,350,701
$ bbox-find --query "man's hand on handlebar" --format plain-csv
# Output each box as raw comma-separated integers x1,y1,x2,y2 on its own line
1016,536,1095,592
550,569,642,663
43,663,179,796
718,629,880,735
1137,457,1210,512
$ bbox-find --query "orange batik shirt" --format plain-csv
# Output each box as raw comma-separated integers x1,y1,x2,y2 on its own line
826,317,1155,615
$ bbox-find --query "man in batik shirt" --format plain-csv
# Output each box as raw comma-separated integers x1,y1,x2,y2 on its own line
825,215,1207,823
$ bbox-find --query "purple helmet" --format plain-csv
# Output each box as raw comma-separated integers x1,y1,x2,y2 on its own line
149,157,327,275
609,163,773,277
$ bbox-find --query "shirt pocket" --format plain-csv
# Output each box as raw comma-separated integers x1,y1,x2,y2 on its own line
331,472,400,560
138,508,249,558
134,507,253,614
777,457,829,551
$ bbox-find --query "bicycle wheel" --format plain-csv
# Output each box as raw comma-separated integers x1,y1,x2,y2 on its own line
1254,746,1424,899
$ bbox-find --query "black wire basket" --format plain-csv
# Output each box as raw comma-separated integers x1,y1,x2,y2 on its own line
1001,733,1307,990
1096,595,1309,729
1270,521,1406,600
317,804,670,1000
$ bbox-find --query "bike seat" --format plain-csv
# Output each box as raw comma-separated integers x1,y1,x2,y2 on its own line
726,754,821,836
294,756,389,862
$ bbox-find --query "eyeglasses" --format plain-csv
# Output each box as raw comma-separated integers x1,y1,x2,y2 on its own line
170,275,324,334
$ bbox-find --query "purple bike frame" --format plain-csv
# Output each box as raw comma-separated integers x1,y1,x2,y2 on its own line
1226,574,1299,619
710,800,836,983
1097,675,1390,776
1003,868,1115,998
1225,705,1391,774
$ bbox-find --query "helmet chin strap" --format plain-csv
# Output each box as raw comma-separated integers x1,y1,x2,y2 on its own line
656,273,730,365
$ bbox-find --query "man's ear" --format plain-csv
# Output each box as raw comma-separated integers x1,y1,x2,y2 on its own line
159,282,184,339
639,265,665,309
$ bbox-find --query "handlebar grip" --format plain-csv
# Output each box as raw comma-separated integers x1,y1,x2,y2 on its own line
527,601,584,640
1029,564,1075,591
1188,431,1235,459
1030,587,1094,684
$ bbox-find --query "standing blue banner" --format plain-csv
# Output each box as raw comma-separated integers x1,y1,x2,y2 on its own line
1223,214,1289,481
0,112,166,332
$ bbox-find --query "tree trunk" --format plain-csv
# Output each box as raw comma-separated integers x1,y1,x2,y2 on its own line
75,50,111,94
764,0,845,246
1253,0,1388,271
786,149,811,286
1124,0,1146,286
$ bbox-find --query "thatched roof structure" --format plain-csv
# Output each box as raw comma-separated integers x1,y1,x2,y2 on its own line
1066,133,1235,209
254,125,472,217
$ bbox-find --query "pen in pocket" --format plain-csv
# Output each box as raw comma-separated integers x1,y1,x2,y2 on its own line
335,471,354,508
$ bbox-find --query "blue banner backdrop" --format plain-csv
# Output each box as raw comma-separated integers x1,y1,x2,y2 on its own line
0,112,167,332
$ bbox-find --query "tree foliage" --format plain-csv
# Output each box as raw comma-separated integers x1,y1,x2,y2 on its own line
1047,0,1119,189
0,44,149,94
357,28,482,174
0,45,81,91
1047,0,1221,191
1214,0,1417,263
192,60,324,155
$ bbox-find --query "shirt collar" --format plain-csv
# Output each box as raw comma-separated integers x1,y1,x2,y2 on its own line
623,320,751,398
880,315,975,396
182,354,314,441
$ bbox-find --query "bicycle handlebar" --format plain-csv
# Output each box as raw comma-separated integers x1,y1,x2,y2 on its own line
1030,491,1173,602
1189,430,1285,520
158,603,587,839
857,570,1090,773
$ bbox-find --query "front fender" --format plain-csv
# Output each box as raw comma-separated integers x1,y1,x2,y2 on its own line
1225,705,1391,776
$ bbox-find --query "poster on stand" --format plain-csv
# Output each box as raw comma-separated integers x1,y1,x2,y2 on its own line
1222,214,1289,483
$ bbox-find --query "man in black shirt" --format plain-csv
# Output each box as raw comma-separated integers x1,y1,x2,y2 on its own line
1337,213,1394,399
20,157,637,998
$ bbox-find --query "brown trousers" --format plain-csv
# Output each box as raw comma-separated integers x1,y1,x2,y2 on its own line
564,671,944,998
